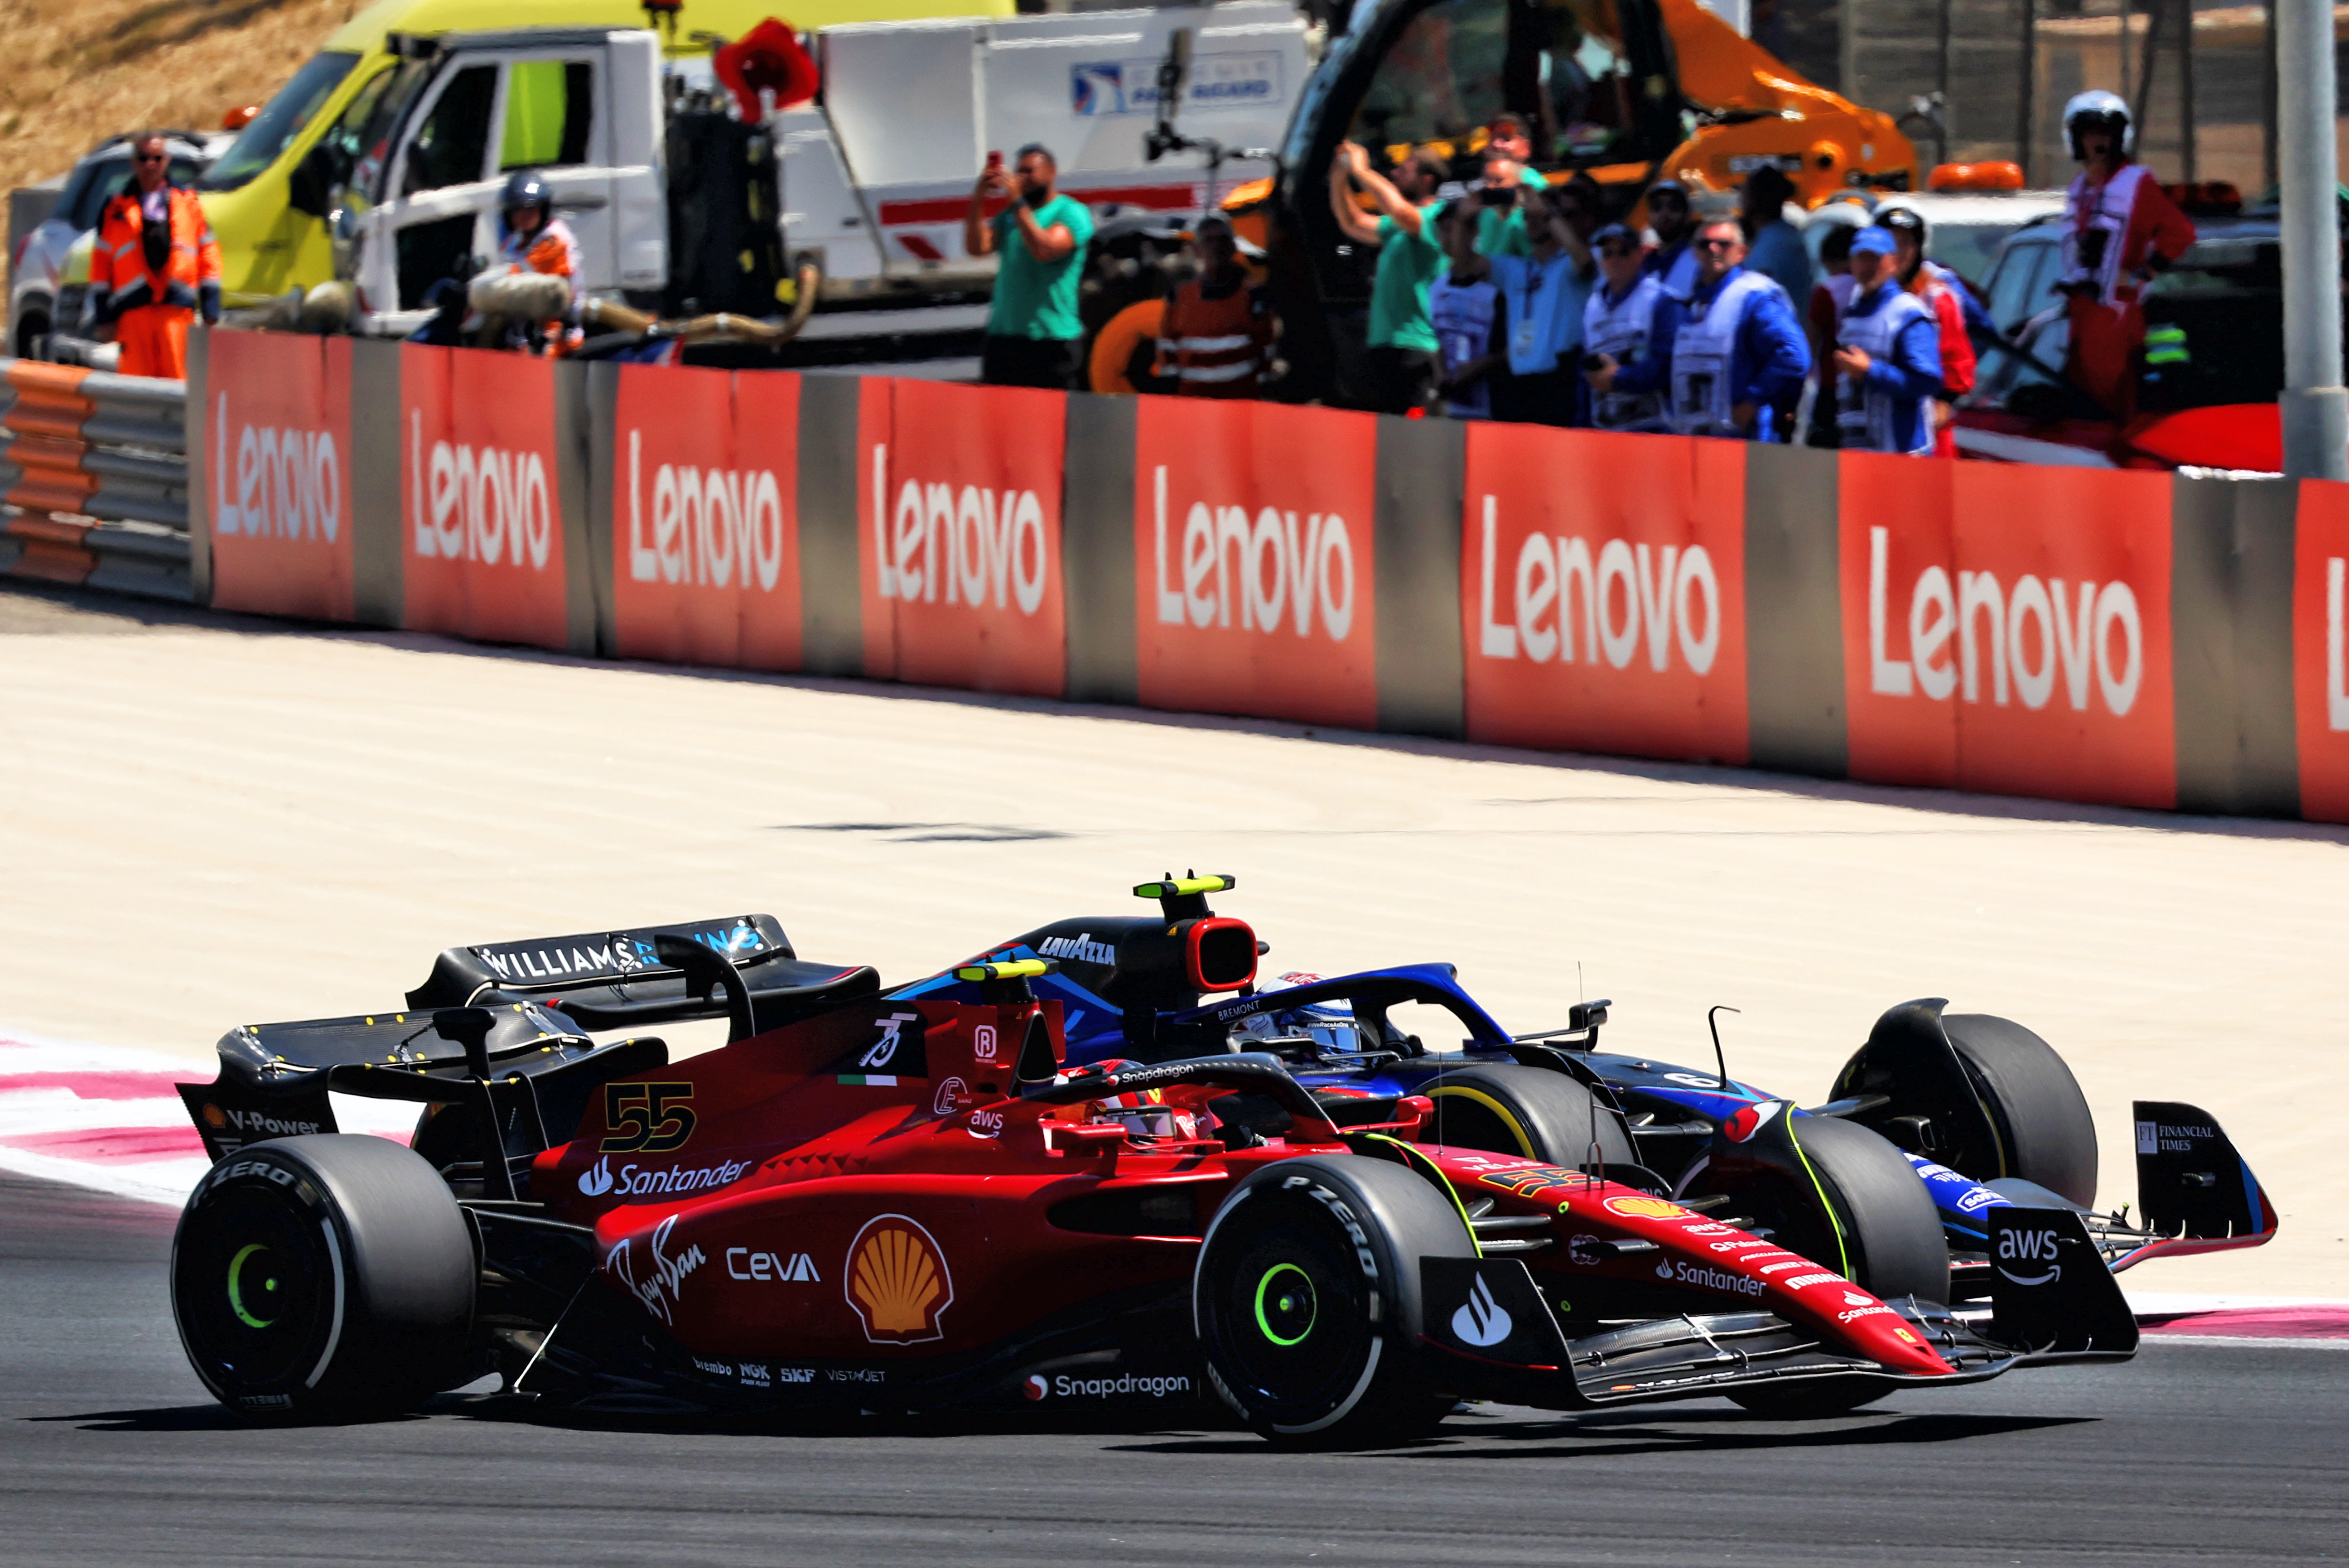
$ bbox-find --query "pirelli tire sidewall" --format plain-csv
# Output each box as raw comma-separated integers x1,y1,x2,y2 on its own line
1420,1064,1638,1170
1192,1156,1471,1447
170,1135,477,1423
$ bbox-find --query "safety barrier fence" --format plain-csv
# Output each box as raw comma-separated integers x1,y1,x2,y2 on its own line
0,357,191,599
182,328,2349,824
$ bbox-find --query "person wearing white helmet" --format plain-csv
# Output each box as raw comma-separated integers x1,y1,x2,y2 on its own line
2055,88,2195,418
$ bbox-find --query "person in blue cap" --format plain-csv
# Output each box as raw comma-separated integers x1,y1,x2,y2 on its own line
1829,225,1944,455
1585,213,1808,440
1577,222,1669,431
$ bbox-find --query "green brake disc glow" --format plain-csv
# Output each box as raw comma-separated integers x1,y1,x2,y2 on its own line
1252,1262,1316,1346
227,1243,279,1330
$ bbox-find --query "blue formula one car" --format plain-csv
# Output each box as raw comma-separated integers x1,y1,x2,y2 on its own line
897,875,2279,1312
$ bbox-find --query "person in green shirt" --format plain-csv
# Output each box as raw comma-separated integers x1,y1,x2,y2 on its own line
1474,114,1550,259
964,143,1097,389
1328,140,1450,414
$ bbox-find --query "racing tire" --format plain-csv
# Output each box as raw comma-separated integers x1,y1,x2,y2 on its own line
1939,1013,2098,1208
1679,1116,1950,1306
171,1135,477,1424
1418,1065,1637,1170
1195,1156,1471,1449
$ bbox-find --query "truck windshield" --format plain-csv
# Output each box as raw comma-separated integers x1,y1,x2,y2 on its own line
200,51,362,193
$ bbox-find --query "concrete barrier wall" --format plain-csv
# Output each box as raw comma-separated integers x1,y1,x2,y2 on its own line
187,328,2349,825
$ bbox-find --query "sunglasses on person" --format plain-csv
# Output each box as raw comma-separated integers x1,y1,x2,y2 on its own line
134,151,168,163
1696,235,1740,251
1599,242,1638,258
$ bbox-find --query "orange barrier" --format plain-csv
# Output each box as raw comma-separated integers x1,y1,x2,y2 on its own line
3,360,98,584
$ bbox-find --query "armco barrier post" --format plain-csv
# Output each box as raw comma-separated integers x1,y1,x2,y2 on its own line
1743,441,1847,776
1063,391,1139,706
2170,474,2300,816
185,328,211,602
348,338,404,626
582,358,622,656
554,358,597,657
1372,412,1465,739
796,373,864,676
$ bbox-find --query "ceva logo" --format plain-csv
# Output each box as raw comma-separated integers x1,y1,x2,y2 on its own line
212,391,342,543
869,442,1050,614
408,410,553,569
625,430,787,591
1867,526,2142,715
1150,465,1357,642
1474,500,1722,674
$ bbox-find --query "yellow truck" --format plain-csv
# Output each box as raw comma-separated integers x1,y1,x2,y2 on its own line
198,0,1013,299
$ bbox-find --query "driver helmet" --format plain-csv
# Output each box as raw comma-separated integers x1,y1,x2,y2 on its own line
499,169,554,230
2063,90,2135,159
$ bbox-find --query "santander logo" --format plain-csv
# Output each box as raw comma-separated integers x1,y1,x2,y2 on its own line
408,410,553,569
1149,465,1356,642
1475,499,1720,675
625,429,786,591
212,391,342,543
870,442,1049,615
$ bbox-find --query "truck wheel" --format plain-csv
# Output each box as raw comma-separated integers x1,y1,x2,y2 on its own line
1939,1013,2098,1207
171,1135,476,1423
1679,1115,1949,1306
1195,1156,1470,1448
1420,1064,1636,1170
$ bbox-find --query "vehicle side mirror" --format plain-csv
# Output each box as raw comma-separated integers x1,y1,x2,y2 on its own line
1568,999,1610,1033
288,142,336,220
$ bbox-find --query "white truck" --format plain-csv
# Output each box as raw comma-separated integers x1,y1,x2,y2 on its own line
315,3,1307,338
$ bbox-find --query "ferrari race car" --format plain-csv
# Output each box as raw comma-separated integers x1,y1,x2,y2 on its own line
905,876,2279,1309
171,908,2142,1443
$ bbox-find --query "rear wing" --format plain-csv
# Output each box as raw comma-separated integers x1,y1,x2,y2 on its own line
405,914,878,1031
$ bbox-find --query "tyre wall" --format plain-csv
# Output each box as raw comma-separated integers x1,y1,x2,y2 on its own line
189,329,2346,823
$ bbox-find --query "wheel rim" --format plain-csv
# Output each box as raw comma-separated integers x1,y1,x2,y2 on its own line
1252,1262,1318,1347
1209,1194,1376,1422
177,1191,333,1390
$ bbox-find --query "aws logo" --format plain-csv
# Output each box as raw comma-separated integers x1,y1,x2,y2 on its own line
846,1215,955,1344
1996,1224,2064,1286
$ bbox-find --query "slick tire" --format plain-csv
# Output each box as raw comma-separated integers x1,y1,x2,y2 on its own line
1680,1116,1949,1306
1195,1157,1472,1449
1941,1013,2098,1208
171,1135,476,1423
1418,1065,1637,1171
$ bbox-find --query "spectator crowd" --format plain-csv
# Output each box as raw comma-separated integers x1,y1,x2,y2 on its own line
969,118,1985,458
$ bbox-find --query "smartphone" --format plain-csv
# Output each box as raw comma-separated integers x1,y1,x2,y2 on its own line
986,150,1004,172
1477,184,1515,207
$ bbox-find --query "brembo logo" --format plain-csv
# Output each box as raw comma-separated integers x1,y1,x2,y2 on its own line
1149,466,1357,642
212,392,342,543
1475,500,1722,675
1039,933,1115,965
1867,526,2142,715
625,430,787,591
871,443,1049,614
408,411,553,569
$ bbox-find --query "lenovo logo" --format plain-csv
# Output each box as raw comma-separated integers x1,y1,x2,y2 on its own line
408,411,554,569
212,391,342,543
870,443,1049,614
625,429,787,591
1474,500,1721,674
1148,465,1357,642
1867,526,2142,716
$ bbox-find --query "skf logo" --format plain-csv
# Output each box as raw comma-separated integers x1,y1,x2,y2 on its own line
846,1215,955,1343
409,412,553,569
871,443,1049,615
1867,526,2142,715
213,392,342,543
1996,1225,2064,1286
625,430,787,592
1149,466,1357,642
600,1084,696,1154
1475,501,1722,675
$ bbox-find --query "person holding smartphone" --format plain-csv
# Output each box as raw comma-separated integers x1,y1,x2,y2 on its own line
965,144,1095,389
1483,186,1594,425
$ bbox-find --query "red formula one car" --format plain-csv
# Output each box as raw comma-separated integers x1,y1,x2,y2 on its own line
168,914,2139,1445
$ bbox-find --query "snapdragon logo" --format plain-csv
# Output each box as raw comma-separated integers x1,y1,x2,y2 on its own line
626,430,786,591
1030,1372,1194,1400
870,443,1049,614
212,391,342,543
1475,501,1721,675
1867,526,2142,715
1150,466,1356,642
408,412,552,569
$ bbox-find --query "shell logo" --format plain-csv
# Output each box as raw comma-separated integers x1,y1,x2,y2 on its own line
845,1215,955,1344
1603,1195,1689,1221
201,1103,227,1129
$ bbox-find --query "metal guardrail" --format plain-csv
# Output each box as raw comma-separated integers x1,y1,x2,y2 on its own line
0,357,189,601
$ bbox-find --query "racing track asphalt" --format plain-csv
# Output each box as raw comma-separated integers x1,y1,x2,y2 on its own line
5,1172,2341,1568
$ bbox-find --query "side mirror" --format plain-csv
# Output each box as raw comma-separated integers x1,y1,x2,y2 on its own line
1568,999,1611,1034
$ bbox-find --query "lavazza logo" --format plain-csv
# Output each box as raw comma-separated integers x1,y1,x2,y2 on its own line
1038,932,1115,965
1866,526,2143,715
626,429,788,592
409,410,554,570
871,443,1050,614
1474,501,1722,674
212,392,342,544
1150,466,1356,642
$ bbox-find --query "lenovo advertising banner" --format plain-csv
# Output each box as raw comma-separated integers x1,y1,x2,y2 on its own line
858,379,1066,696
1461,425,1747,761
611,365,801,669
2293,480,2349,822
1841,455,2175,808
205,330,355,620
400,344,569,650
1133,398,1378,729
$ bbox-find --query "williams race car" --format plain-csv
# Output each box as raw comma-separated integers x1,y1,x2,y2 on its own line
902,876,2278,1310
172,910,2141,1442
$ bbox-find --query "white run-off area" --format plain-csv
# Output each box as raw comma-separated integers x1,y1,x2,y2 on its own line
0,603,2341,1296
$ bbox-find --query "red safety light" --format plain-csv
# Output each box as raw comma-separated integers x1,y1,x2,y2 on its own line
1927,161,2026,193
714,18,821,118
2164,181,2243,217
